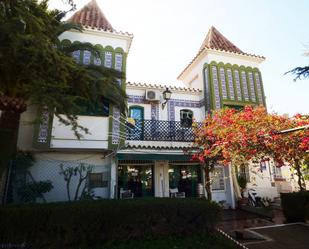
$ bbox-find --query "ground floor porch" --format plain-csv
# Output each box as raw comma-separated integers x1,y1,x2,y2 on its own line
114,150,235,208
5,151,235,208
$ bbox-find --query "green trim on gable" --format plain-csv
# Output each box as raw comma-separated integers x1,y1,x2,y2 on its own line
202,63,212,113
202,61,266,113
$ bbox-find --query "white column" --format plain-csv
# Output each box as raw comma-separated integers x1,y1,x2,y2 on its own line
154,161,169,197
110,158,117,199
229,164,236,209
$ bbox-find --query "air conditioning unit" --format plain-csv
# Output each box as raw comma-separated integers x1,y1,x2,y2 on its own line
145,90,160,101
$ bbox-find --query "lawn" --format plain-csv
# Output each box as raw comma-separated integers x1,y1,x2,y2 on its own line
87,232,238,249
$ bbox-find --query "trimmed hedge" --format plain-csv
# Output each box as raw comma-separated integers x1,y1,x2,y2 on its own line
0,198,222,249
281,191,309,222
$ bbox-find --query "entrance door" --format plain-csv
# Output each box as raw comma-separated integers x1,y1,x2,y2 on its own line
129,106,144,140
118,164,153,197
169,164,202,197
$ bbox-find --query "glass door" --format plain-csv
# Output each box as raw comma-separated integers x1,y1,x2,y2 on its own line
118,165,153,197
129,106,144,140
168,164,202,197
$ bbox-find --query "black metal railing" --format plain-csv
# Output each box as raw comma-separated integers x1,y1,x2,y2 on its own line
126,119,201,142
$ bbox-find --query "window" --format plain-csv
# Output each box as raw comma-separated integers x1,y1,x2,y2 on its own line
180,109,193,127
83,50,91,65
211,167,225,191
238,165,250,182
89,173,108,188
104,51,112,68
76,98,109,117
224,105,244,111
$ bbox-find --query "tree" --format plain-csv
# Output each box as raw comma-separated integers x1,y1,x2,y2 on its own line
191,114,226,200
287,50,309,80
195,106,309,191
0,0,127,202
289,66,309,80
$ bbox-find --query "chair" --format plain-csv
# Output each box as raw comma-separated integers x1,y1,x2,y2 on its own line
169,188,185,198
120,189,134,199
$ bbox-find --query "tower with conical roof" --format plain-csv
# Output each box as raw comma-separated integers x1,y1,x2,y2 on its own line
178,26,266,113
59,0,133,149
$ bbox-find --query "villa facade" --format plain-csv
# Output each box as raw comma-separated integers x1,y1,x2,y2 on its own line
14,0,287,206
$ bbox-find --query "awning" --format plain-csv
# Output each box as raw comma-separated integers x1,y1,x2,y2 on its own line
116,153,192,161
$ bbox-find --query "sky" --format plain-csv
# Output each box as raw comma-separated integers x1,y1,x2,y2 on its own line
49,0,309,116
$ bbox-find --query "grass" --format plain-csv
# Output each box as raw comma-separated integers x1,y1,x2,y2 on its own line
84,232,238,249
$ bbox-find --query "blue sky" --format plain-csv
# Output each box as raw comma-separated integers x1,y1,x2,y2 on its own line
50,0,309,116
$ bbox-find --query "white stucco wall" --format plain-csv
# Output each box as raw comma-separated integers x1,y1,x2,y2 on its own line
59,29,132,53
50,115,109,149
246,161,279,200
22,152,113,203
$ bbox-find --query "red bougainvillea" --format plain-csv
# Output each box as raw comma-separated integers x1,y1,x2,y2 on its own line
193,106,309,191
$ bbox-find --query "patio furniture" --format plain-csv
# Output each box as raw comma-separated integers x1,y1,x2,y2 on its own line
120,189,134,199
169,188,185,198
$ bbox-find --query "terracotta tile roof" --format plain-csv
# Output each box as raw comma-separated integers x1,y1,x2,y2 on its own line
126,81,202,93
200,26,243,54
68,0,113,31
177,26,265,80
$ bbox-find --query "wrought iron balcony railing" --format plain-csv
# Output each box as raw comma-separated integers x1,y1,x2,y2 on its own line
126,119,201,142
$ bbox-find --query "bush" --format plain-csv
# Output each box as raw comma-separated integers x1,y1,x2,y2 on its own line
0,198,222,249
281,191,309,222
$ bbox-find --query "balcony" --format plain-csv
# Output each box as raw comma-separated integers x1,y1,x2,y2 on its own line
126,119,200,142
50,115,109,149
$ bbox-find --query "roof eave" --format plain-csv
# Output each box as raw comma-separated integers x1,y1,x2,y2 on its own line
177,48,265,80
66,26,134,53
126,82,202,94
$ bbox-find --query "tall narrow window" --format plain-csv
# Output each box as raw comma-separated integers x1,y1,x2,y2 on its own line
72,50,80,63
255,72,264,104
219,67,228,99
241,71,249,101
234,70,242,101
212,66,221,109
83,50,91,65
248,72,256,102
93,55,101,66
104,51,112,68
180,109,193,128
227,69,235,100
115,53,123,71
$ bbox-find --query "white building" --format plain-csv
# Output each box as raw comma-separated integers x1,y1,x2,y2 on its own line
15,0,285,206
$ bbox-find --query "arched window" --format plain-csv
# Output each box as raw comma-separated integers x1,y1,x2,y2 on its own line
180,109,193,127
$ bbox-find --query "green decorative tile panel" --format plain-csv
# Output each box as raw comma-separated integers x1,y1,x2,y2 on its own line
241,71,249,101
255,72,263,104
219,67,228,99
234,70,242,101
248,72,256,102
226,68,235,100
211,65,221,109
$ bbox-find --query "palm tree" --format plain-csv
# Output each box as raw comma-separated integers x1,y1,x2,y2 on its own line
289,66,309,80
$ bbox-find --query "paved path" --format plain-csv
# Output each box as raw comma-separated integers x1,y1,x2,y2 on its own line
218,209,275,232
219,209,308,249
246,223,309,249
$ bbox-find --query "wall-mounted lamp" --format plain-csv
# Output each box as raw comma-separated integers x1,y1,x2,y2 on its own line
162,88,172,109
